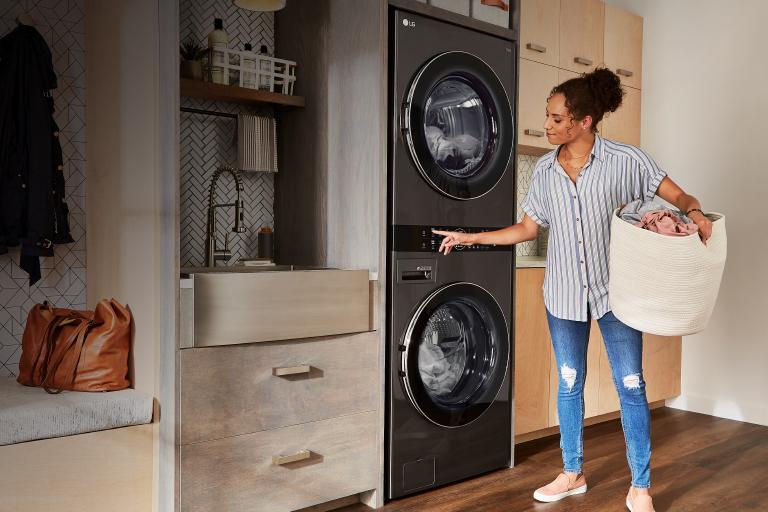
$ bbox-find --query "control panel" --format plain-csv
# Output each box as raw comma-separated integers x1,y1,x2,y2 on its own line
392,225,512,252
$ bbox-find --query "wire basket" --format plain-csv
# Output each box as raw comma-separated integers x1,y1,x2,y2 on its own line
202,47,296,95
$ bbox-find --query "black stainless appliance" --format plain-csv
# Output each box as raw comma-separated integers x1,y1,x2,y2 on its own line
390,9,517,228
386,225,513,499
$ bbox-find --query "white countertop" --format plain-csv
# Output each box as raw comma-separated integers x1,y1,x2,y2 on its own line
516,255,546,268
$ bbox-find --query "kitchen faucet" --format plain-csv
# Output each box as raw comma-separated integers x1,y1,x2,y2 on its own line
205,166,246,267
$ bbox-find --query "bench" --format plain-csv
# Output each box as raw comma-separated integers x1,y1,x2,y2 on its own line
0,377,154,512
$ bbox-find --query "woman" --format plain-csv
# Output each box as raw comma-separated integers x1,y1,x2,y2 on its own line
434,68,712,512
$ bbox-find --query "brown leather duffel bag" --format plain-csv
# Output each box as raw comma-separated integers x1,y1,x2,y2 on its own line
17,299,132,393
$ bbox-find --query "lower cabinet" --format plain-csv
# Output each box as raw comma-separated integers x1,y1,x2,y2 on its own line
180,411,378,512
514,268,682,438
177,331,380,512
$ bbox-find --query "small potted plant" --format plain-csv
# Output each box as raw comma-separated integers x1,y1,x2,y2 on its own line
180,39,205,80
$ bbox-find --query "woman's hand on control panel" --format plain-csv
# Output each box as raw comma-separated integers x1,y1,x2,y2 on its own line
432,229,477,255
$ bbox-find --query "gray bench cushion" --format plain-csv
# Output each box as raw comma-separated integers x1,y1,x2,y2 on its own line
0,377,153,445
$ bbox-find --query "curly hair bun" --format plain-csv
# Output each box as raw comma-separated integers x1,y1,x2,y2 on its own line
585,67,624,114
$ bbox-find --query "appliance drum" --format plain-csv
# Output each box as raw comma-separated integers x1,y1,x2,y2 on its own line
401,282,510,427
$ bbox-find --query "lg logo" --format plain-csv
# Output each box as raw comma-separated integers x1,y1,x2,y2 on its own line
402,18,416,27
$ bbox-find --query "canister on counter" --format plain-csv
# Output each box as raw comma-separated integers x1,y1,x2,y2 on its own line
257,226,273,259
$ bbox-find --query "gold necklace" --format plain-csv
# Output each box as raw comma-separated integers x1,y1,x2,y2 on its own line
564,146,590,161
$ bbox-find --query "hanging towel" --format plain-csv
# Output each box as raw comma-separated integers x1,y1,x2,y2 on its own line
237,114,277,172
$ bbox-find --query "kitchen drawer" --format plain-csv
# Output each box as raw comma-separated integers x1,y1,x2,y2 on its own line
180,411,378,512
180,331,378,444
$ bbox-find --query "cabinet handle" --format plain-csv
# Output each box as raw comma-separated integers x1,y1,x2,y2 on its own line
524,129,545,137
574,56,593,66
272,449,312,466
272,364,311,376
616,68,634,77
525,42,547,53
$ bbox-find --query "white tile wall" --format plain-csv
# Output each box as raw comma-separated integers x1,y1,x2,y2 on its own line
0,0,86,378
179,0,276,267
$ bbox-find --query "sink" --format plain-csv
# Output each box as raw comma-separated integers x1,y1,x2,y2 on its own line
179,267,370,347
180,265,331,275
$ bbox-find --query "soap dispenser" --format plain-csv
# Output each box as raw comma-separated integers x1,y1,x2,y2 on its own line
208,18,229,84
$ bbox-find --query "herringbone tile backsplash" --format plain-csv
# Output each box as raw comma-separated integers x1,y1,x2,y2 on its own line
180,0,275,267
0,0,86,378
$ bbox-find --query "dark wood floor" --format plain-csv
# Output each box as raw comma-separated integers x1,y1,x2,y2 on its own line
342,408,768,511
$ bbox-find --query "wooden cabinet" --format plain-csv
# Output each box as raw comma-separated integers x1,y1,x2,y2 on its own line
518,1,643,155
180,411,377,512
602,84,641,146
518,59,558,156
559,0,604,74
520,0,560,66
179,332,378,444
178,331,380,511
604,3,643,90
514,268,682,440
514,268,551,435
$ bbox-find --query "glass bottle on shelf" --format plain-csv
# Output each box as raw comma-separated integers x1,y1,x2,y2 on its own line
257,44,272,91
207,18,229,84
242,43,257,89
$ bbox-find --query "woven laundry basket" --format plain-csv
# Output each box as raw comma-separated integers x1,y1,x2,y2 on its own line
608,208,727,336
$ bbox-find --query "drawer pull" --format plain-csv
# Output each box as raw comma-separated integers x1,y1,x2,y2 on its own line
272,364,311,376
272,449,311,466
574,56,593,66
616,68,634,77
524,129,545,137
525,42,547,53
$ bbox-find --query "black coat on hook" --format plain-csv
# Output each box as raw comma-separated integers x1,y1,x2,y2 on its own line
0,24,74,285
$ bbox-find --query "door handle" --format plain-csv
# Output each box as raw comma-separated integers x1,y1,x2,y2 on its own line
525,43,547,53
574,56,593,66
272,449,312,466
616,68,634,77
524,129,545,137
272,364,312,377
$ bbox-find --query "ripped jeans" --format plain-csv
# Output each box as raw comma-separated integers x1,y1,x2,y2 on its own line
546,308,651,488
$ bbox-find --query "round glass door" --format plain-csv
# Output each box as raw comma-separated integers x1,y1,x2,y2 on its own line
402,51,513,200
400,282,510,428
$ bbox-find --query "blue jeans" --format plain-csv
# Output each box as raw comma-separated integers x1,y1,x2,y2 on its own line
546,308,651,488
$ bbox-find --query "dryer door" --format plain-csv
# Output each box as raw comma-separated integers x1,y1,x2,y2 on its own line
400,282,510,428
401,51,513,201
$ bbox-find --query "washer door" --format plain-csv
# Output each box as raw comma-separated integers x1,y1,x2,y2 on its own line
401,282,510,428
401,51,513,200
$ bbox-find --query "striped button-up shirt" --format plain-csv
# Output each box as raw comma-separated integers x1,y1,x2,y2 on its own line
521,134,667,321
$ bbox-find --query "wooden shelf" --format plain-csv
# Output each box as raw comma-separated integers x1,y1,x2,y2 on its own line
180,79,305,107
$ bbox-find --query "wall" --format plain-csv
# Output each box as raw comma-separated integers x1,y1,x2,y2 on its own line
606,0,768,426
0,0,87,378
179,0,275,267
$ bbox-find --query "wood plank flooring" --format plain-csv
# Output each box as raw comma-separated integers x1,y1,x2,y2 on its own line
342,408,768,511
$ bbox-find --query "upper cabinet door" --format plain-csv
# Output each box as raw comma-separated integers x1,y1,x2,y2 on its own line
604,4,643,89
518,59,559,155
520,0,559,66
559,0,604,74
602,84,641,146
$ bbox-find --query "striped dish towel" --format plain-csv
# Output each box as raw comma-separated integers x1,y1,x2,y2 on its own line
237,114,278,172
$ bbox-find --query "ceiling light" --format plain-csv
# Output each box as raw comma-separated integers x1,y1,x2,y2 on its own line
233,0,286,11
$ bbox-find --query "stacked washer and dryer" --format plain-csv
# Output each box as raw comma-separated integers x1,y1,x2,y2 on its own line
386,6,518,500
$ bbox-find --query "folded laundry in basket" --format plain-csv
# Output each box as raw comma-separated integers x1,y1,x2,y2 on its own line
619,199,698,236
637,210,699,236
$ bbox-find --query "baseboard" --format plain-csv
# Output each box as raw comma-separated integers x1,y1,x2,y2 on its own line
515,401,666,444
666,394,768,427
